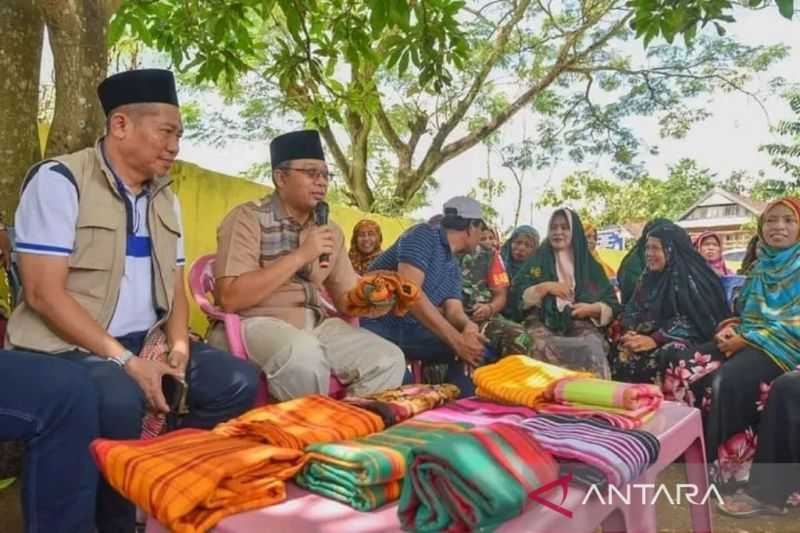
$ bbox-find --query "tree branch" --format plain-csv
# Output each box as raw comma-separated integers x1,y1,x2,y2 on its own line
374,97,406,156
318,125,351,185
423,0,532,158
438,11,631,164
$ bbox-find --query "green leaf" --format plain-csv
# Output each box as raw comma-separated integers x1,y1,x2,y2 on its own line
398,49,410,75
107,18,126,46
777,0,794,18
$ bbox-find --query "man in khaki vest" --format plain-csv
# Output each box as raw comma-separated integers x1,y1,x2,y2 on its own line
6,69,258,533
210,130,406,400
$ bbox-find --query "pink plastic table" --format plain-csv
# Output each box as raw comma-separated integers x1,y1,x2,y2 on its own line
146,401,712,533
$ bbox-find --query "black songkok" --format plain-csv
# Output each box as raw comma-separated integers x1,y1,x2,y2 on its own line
97,69,179,116
270,130,325,169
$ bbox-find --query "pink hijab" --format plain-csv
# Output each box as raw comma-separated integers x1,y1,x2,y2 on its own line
693,231,733,276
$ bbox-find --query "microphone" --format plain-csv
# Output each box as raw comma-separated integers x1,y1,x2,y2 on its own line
315,201,330,268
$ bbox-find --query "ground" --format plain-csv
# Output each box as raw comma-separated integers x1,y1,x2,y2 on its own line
0,463,796,532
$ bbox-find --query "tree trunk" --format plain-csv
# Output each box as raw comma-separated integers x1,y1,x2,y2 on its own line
40,0,112,157
0,1,44,221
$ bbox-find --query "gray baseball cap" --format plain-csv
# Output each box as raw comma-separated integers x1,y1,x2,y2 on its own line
443,196,483,220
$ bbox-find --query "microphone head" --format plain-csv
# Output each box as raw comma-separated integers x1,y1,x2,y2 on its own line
315,201,330,225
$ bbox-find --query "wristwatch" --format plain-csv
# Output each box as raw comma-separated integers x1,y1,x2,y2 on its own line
109,349,135,368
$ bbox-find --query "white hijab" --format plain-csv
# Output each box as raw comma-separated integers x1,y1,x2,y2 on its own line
550,209,576,311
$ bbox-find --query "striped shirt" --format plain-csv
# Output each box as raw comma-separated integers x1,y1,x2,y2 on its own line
368,223,462,327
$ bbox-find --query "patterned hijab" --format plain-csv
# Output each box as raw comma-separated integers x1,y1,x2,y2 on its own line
693,231,733,276
624,222,729,341
737,197,800,371
509,209,619,333
617,218,672,306
500,225,540,279
349,219,383,275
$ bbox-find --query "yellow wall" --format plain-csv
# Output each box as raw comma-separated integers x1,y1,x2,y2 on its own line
170,161,413,334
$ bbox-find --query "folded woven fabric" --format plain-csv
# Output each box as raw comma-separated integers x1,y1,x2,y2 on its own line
538,377,662,428
415,396,537,426
344,271,420,317
473,355,590,408
342,384,460,427
398,422,559,532
515,414,660,488
213,395,384,449
91,429,304,533
296,419,471,511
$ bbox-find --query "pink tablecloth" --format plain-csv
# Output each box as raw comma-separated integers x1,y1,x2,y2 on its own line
146,401,711,533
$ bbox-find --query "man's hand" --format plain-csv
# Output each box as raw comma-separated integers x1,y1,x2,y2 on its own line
358,302,394,320
0,229,12,270
718,334,747,358
471,303,494,322
571,302,599,319
623,333,658,353
453,322,488,368
167,348,190,376
125,357,186,413
298,226,336,263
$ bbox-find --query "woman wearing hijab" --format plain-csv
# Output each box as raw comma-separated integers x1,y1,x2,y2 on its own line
717,371,800,517
500,225,540,280
584,222,616,279
508,209,620,378
690,197,800,497
616,218,671,306
348,219,383,275
694,231,734,276
479,227,501,252
738,234,760,275
610,222,729,385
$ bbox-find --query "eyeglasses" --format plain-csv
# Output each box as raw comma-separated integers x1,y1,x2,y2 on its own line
281,167,334,181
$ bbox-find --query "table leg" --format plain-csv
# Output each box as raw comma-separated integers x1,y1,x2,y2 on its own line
683,433,713,533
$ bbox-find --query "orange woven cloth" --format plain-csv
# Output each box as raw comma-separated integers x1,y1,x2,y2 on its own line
213,395,385,450
91,428,304,533
343,271,420,317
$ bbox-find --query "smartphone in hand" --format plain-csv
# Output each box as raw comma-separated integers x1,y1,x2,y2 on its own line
161,374,189,415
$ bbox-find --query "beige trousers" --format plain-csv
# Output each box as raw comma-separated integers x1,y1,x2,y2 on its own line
208,316,405,401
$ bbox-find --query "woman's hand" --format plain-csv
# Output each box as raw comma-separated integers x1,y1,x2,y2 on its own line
717,334,747,358
545,282,574,300
623,333,658,353
471,303,494,322
571,302,600,319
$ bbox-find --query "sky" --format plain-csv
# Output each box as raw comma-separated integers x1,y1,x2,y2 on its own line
40,7,800,237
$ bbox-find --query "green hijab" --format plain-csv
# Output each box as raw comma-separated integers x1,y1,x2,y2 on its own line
617,218,672,305
508,208,620,333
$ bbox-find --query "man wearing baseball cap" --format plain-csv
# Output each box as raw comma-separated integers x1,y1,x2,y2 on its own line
5,68,258,532
362,196,489,396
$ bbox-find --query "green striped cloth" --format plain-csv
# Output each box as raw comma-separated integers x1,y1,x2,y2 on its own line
296,419,471,511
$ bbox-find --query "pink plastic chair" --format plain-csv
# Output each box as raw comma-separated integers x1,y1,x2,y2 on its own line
188,254,345,404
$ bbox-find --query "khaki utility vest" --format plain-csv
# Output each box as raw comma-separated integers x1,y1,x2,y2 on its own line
7,141,181,353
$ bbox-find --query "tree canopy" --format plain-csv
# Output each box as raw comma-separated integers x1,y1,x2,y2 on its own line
110,0,789,216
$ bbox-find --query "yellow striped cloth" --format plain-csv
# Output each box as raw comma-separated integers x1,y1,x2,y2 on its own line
473,355,589,408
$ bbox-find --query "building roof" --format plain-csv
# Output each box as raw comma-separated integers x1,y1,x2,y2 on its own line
677,216,753,230
678,187,766,221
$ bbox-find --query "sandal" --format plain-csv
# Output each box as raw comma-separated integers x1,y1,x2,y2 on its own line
717,492,788,518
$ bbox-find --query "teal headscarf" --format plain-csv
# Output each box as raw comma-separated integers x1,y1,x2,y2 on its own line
500,225,540,279
737,197,800,371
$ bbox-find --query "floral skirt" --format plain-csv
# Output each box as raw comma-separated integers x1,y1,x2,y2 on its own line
521,317,611,379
